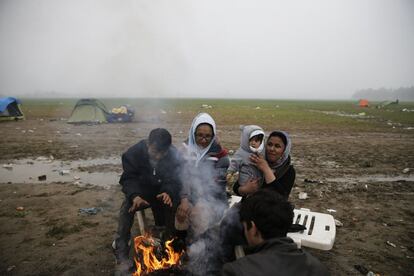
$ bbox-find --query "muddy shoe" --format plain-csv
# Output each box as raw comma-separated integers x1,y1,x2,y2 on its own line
112,240,130,265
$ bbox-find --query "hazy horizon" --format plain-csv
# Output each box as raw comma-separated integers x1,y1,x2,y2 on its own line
1,0,413,100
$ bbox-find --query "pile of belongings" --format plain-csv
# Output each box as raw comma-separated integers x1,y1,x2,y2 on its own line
107,105,135,122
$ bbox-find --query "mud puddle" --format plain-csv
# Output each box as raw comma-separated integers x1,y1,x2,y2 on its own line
0,157,121,188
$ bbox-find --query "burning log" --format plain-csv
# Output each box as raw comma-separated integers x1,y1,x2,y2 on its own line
146,267,188,276
133,233,184,276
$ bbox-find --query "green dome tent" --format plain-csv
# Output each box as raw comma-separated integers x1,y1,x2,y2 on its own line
67,99,109,124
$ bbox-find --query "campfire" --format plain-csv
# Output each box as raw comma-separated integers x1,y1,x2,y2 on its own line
133,233,184,276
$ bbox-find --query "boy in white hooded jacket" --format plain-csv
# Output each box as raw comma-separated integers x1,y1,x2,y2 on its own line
226,125,265,194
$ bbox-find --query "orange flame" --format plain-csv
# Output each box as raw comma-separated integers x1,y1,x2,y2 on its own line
133,234,183,276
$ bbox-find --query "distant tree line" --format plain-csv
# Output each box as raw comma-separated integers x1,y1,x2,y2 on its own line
352,86,414,101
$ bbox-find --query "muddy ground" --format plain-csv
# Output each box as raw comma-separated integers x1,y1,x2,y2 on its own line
0,117,413,276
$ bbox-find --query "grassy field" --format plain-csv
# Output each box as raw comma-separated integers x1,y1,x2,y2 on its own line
19,98,414,132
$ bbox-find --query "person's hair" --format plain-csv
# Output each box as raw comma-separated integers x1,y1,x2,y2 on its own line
249,134,264,143
240,190,294,239
148,128,172,152
195,123,214,135
268,131,287,146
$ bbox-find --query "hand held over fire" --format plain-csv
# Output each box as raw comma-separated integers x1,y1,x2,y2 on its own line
156,192,172,207
176,198,192,222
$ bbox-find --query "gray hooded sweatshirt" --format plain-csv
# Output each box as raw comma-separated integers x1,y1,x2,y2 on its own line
228,125,265,187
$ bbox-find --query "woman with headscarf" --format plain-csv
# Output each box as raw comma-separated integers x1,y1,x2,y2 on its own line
176,112,230,232
175,112,230,275
233,130,295,198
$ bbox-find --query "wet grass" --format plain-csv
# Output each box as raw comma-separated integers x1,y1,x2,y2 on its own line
46,223,82,239
14,210,28,218
0,210,28,218
45,220,98,239
19,98,414,132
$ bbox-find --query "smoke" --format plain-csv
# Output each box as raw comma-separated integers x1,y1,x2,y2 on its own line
187,227,222,275
178,145,229,275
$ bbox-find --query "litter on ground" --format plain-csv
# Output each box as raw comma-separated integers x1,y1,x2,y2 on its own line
79,207,102,215
298,192,308,200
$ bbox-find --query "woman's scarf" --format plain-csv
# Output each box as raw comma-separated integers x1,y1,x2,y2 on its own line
266,130,292,180
187,112,217,167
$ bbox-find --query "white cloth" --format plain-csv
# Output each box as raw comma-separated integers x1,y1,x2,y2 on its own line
248,128,265,153
187,113,216,167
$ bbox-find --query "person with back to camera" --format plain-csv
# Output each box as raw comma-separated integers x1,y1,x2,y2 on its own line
226,125,265,195
222,190,329,276
112,128,182,273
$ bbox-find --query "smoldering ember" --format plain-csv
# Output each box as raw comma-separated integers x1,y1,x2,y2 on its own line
0,98,413,276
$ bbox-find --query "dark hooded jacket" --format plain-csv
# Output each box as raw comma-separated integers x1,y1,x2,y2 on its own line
222,237,330,276
119,139,182,203
260,156,295,198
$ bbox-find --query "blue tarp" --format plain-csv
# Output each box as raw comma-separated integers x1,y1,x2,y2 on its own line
0,97,21,112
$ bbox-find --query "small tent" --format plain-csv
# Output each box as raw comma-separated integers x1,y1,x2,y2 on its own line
359,99,369,107
0,97,25,121
67,99,109,124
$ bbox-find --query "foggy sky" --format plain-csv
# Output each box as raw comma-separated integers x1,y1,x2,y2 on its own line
0,0,413,99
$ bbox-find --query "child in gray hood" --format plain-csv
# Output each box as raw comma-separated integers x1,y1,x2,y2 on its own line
226,125,265,194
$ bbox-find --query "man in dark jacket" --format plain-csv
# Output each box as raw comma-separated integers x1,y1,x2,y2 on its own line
222,190,329,276
113,128,182,268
